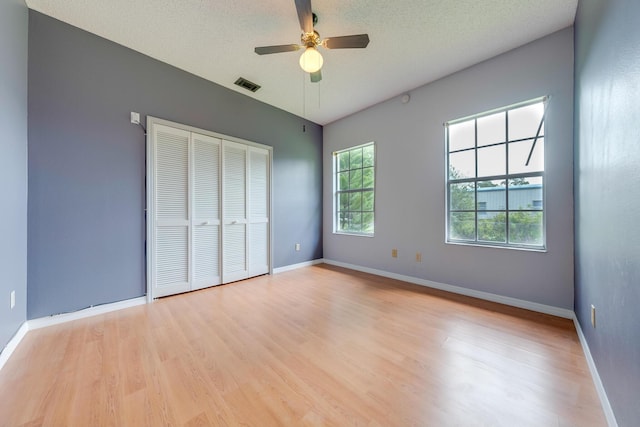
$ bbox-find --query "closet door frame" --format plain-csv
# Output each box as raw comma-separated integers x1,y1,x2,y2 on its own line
146,116,273,302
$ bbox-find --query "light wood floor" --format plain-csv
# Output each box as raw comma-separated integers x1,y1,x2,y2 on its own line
0,265,606,426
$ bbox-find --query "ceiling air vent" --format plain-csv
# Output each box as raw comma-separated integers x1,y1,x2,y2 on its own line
234,77,261,93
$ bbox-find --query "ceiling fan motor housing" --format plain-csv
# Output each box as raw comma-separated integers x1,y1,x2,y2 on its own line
301,30,321,48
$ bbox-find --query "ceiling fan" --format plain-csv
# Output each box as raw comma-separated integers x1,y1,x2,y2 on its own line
254,0,370,83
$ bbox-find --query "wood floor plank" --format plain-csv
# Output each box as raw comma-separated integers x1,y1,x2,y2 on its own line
0,265,606,426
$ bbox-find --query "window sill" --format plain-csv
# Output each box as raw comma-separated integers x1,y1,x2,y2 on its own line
334,231,375,238
445,240,547,253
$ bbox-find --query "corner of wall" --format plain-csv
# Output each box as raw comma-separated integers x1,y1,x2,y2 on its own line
0,0,29,350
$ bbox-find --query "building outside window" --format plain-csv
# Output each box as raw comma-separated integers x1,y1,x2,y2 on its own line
446,98,546,249
334,142,375,236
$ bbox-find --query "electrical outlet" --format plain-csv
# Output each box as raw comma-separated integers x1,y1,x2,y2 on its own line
591,304,596,328
392,249,398,258
10,290,15,309
295,243,301,251
130,111,140,124
416,252,422,262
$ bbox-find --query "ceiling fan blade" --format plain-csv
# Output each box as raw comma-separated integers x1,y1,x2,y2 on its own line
310,70,322,83
294,0,313,33
255,44,301,55
323,34,370,49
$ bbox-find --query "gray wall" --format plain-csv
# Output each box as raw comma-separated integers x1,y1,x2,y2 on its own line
28,11,322,319
324,28,574,309
0,0,28,350
574,1,640,425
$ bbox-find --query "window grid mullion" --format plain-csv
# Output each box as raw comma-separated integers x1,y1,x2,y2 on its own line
449,135,545,154
450,171,543,185
505,110,510,244
446,124,452,232
474,118,479,242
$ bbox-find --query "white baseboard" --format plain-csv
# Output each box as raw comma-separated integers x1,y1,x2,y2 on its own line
273,258,325,274
0,321,29,371
573,315,618,427
323,259,574,319
27,296,147,330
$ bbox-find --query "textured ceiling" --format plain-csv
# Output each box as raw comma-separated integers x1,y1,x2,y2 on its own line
25,0,577,125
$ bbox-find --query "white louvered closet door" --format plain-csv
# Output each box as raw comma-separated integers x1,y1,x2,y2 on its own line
148,118,271,299
191,133,221,290
222,141,249,283
248,147,270,277
153,125,191,298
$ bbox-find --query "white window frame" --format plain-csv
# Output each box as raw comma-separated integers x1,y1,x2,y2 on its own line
445,97,547,250
333,142,376,237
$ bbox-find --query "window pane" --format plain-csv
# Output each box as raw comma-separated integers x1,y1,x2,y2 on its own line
362,213,374,233
349,148,363,169
449,212,475,240
477,144,506,177
449,120,475,151
338,152,350,172
339,212,349,230
363,167,374,188
477,180,505,210
509,211,543,245
508,138,544,174
509,102,544,141
340,212,352,231
362,190,374,211
339,193,349,211
350,213,362,232
508,176,543,210
449,150,475,179
350,169,363,189
338,172,349,190
477,112,505,146
478,213,506,243
363,145,374,167
349,192,362,211
450,182,475,210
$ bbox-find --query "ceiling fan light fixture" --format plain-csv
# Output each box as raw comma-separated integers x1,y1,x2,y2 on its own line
299,47,323,73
